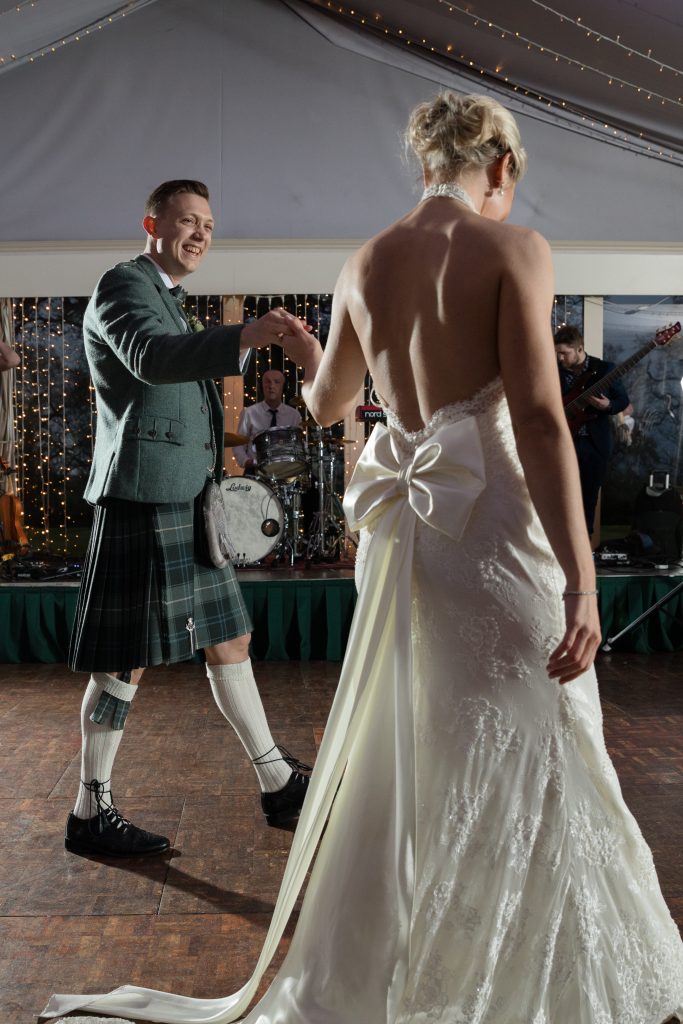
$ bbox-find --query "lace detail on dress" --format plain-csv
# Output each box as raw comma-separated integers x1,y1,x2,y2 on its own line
383,375,505,447
345,370,683,1024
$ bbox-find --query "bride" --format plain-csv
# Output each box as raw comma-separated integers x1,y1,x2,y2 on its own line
44,91,682,1024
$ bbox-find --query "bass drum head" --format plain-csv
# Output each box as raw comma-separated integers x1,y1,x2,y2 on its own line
220,477,284,565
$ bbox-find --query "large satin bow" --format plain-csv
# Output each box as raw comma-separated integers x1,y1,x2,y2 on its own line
344,416,486,543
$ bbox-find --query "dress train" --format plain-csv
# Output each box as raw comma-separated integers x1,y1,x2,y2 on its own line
42,383,683,1023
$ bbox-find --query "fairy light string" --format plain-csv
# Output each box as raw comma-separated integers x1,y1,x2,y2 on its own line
436,0,683,108
0,1,158,72
528,0,683,78
61,299,68,552
315,2,683,165
8,290,578,553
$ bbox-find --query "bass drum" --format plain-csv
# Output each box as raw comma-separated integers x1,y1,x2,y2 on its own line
220,476,284,565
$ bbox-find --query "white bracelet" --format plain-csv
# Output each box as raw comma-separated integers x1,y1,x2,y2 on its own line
562,589,598,598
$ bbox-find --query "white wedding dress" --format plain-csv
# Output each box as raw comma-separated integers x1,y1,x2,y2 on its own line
44,378,683,1024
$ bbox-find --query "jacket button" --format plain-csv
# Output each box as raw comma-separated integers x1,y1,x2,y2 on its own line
165,431,175,439
200,404,207,414
148,429,157,438
204,442,212,450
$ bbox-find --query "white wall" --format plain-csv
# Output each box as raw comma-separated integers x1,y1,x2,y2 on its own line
1,240,681,298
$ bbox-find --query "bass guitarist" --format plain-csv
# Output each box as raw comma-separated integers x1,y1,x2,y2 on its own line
554,324,629,538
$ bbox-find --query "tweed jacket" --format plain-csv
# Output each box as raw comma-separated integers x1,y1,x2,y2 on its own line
83,255,244,505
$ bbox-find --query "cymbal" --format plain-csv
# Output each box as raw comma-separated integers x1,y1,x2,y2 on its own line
288,395,307,409
224,431,249,447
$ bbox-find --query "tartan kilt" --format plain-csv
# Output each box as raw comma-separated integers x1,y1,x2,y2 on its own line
68,496,252,672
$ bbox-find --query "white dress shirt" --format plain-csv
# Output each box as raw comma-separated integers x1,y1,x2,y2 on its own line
141,254,252,371
234,400,302,467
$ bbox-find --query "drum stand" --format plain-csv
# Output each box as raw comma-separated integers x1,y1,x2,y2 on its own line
272,481,306,567
306,438,346,563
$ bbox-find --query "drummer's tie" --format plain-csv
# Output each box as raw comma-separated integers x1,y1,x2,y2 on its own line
270,408,278,427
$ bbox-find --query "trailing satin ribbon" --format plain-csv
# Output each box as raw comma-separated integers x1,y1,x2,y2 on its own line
41,416,485,1024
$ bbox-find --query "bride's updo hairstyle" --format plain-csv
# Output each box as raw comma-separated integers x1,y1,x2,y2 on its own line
406,91,527,182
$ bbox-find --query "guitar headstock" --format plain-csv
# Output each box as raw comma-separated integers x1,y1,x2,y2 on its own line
654,321,681,347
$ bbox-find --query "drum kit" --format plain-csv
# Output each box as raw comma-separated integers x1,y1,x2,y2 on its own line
221,399,353,567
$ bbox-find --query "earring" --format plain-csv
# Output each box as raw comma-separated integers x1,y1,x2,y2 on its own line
498,185,505,197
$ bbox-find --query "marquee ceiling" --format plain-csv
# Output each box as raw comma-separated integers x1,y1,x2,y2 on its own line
1,0,681,245
3,0,681,163
294,0,683,161
0,0,158,73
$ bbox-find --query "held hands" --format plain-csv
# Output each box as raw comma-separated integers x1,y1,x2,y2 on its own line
241,308,314,354
547,593,602,685
588,394,610,411
240,307,323,381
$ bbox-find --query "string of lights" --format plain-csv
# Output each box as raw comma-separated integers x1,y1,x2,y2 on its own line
436,1,683,108
6,291,581,554
32,298,47,544
313,3,683,165
552,295,584,334
0,0,37,15
11,297,97,554
528,0,683,78
0,1,158,73
61,300,68,544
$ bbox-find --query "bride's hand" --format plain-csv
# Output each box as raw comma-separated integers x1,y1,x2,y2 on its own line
547,594,602,685
240,308,313,349
279,326,322,368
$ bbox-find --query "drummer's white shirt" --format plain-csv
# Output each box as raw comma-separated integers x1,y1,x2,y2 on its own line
234,401,302,467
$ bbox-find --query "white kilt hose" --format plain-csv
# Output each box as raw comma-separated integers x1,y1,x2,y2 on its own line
69,495,252,673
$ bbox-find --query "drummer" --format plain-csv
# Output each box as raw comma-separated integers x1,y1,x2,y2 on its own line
234,369,302,476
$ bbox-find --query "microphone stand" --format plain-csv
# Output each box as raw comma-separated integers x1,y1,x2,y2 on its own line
601,576,683,651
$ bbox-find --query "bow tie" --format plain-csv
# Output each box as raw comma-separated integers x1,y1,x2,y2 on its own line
343,418,486,542
169,285,187,304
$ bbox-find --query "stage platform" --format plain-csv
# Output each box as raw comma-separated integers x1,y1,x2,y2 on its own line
0,567,357,664
0,566,681,663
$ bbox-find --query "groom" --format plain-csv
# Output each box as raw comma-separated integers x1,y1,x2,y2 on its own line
66,179,313,857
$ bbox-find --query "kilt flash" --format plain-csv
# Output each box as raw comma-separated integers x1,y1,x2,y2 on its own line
69,496,252,672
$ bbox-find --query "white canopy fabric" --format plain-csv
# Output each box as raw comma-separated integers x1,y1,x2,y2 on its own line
292,0,683,155
0,0,681,243
0,0,159,74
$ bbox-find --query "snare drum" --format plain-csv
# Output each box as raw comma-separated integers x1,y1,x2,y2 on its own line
254,427,307,482
220,476,284,565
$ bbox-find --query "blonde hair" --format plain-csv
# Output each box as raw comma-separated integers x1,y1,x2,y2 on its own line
405,91,527,182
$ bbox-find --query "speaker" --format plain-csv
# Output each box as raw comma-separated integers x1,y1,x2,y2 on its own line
632,480,683,563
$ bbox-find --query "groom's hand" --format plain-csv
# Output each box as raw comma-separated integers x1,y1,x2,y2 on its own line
240,308,312,350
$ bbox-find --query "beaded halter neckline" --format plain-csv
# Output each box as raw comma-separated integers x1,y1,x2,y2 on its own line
420,182,478,213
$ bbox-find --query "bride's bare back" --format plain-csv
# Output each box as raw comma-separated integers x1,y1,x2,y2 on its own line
345,199,528,429
310,191,558,442
295,90,600,682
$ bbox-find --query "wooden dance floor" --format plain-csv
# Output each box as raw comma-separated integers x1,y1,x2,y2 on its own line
0,654,681,1023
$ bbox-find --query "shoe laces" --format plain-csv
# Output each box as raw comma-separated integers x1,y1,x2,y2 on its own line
82,778,132,834
252,744,311,776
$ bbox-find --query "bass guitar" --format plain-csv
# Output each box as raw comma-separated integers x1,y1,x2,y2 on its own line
563,321,681,436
